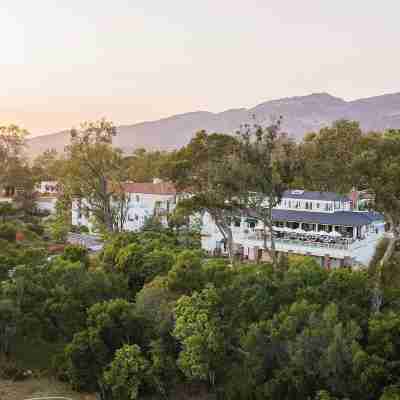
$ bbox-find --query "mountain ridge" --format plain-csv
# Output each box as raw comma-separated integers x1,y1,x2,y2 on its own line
26,91,400,156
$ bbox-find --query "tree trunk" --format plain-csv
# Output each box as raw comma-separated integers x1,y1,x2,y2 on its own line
380,234,397,267
372,219,398,313
226,228,234,266
214,214,235,266
267,203,277,268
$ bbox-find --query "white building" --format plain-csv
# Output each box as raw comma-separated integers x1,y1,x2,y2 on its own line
201,190,386,268
35,181,60,214
72,180,178,232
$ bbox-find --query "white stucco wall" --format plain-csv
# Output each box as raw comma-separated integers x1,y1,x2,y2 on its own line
71,192,178,232
36,197,58,214
201,212,385,267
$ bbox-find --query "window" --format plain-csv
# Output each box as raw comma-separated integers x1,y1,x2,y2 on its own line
77,199,82,219
316,202,320,209
136,195,140,203
234,218,241,227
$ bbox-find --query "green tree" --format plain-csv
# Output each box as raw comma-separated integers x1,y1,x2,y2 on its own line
124,148,171,182
166,250,204,295
356,130,400,311
32,149,63,182
237,117,294,266
297,120,363,192
368,311,400,365
63,119,129,233
380,386,400,400
65,298,147,391
115,244,174,293
0,124,28,189
0,299,19,358
0,223,17,242
169,131,241,264
103,344,149,400
173,284,226,386
0,203,18,223
288,303,362,399
61,244,90,268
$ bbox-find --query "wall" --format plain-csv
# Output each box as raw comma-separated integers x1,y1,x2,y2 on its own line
201,212,385,267
36,197,57,214
72,192,177,232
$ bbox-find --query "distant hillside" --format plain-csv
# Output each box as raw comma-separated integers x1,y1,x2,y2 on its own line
26,92,400,157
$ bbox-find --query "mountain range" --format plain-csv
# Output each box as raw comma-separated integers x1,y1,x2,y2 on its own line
26,92,400,156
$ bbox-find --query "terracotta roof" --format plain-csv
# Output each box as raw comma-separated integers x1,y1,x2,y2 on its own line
122,182,177,195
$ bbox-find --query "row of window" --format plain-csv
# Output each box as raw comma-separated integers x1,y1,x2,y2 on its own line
281,199,334,211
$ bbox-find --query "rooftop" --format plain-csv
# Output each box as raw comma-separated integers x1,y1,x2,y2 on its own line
282,190,350,202
271,209,383,227
122,182,176,195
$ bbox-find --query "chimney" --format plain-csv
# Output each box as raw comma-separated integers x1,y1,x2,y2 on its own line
349,188,359,210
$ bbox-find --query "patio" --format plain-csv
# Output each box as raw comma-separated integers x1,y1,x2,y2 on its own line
243,224,358,251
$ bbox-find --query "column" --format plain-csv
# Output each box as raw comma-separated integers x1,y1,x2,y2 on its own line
324,254,331,269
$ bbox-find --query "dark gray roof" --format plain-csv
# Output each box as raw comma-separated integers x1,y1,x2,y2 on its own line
282,190,350,202
270,209,384,227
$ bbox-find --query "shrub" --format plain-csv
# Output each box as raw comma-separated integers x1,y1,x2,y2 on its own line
0,223,17,242
62,245,90,268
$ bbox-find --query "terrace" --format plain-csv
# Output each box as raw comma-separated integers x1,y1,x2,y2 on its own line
231,218,383,253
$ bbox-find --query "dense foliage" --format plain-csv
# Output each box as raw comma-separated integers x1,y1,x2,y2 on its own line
1,222,400,400
1,120,400,399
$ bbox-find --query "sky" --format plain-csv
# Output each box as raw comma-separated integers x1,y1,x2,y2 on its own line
1,0,400,136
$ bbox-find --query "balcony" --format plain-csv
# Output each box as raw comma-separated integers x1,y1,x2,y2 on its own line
235,228,378,253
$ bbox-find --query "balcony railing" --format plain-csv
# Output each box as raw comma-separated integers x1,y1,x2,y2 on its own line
274,237,350,250
238,230,360,251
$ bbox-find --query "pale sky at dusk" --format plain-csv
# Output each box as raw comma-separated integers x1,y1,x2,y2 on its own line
1,0,400,136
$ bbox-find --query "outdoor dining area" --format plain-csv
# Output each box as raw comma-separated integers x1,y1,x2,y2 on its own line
250,221,357,250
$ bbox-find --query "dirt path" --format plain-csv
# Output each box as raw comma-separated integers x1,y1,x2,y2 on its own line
0,378,95,400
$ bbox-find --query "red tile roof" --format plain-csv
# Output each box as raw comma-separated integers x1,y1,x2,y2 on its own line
122,182,177,195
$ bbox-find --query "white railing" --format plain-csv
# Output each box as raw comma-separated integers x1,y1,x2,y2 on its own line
240,232,354,250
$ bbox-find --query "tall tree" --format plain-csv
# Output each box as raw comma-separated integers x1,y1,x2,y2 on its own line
173,284,227,386
356,130,400,312
32,149,64,182
103,344,149,400
237,117,294,267
63,119,128,232
124,148,171,182
297,120,363,193
0,124,38,212
0,124,27,189
169,131,241,264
